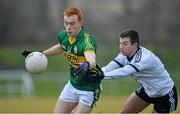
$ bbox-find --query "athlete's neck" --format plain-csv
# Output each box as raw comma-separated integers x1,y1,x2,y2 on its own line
127,47,140,61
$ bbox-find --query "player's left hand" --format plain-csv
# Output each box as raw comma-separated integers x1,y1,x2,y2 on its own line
74,62,89,76
22,50,33,57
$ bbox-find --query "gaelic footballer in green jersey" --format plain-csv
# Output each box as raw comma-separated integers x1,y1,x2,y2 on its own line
22,7,103,113
58,28,102,91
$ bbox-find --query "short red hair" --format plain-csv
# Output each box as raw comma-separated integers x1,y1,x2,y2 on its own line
63,6,83,22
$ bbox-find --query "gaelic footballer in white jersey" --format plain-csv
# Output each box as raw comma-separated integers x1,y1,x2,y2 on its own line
102,29,178,113
103,47,174,97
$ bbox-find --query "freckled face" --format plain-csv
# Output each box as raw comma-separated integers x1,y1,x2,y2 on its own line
64,15,82,37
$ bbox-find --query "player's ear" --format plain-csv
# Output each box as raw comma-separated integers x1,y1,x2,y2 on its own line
79,20,83,26
133,42,138,47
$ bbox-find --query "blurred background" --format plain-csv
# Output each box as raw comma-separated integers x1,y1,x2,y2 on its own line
0,0,180,113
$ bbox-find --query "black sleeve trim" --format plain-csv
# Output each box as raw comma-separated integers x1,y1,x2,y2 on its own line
113,60,123,67
129,64,139,72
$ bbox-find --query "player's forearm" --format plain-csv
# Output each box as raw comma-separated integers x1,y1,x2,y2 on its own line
84,51,96,69
103,69,127,80
102,61,121,73
103,65,137,80
43,44,63,57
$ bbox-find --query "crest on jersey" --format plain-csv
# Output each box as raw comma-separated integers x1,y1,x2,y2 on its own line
135,48,142,63
67,46,73,53
74,46,78,54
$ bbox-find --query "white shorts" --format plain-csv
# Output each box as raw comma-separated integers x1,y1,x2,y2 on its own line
59,81,98,107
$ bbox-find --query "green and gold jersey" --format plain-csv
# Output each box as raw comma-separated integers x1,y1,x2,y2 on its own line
58,28,101,91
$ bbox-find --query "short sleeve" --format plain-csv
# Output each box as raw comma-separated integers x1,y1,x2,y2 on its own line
83,33,97,52
102,53,125,73
114,53,125,67
131,54,154,71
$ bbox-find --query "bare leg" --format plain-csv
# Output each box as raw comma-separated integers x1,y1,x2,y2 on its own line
74,102,92,113
119,92,150,113
53,99,77,113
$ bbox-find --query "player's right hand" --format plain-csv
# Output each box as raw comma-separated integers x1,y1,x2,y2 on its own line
22,50,33,57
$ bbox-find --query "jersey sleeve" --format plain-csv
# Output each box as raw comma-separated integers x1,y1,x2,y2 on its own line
114,53,125,67
104,53,154,80
102,53,124,73
104,64,137,80
83,33,96,52
130,53,154,71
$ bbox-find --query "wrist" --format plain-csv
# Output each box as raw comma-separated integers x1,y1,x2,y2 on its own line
85,61,90,69
89,62,96,69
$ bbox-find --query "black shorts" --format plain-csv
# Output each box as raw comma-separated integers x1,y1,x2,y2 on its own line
135,85,178,113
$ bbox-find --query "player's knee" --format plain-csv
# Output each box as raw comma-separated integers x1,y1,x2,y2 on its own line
119,106,129,113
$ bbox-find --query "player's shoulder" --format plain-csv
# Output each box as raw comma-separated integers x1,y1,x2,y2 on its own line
82,31,96,46
84,32,96,40
89,33,96,39
141,47,155,57
58,30,66,37
58,30,67,42
115,52,126,60
139,47,156,62
81,27,96,40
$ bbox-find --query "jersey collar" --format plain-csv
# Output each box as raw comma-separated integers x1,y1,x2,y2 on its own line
127,47,140,62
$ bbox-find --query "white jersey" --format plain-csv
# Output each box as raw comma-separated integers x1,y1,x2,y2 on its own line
102,47,174,97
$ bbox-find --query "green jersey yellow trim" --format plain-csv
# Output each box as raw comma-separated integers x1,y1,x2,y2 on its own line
84,33,93,50
64,52,86,68
58,27,101,91
69,37,76,45
84,50,95,54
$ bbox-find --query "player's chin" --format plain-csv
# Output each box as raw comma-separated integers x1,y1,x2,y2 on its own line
121,52,127,56
67,32,73,36
120,50,124,54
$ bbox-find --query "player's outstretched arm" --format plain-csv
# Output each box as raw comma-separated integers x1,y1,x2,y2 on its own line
43,43,63,57
104,64,137,80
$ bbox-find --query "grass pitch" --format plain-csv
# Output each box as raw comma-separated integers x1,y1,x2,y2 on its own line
0,96,179,113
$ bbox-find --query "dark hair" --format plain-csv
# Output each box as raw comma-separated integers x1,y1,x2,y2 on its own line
119,29,140,46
